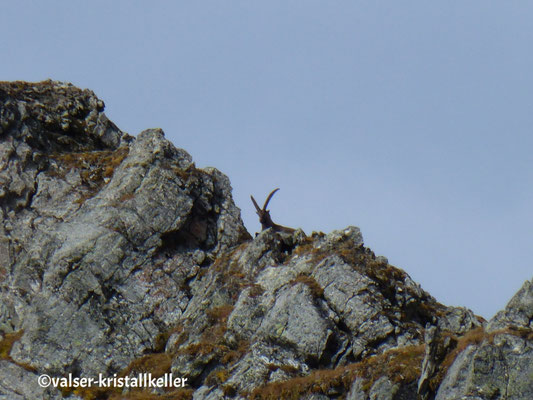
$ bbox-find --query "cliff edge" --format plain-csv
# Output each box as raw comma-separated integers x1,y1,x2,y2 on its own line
0,81,531,399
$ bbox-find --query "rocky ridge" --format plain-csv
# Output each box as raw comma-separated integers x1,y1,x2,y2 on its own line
0,81,531,399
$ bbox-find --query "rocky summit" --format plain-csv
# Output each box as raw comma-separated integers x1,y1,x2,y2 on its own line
0,80,531,400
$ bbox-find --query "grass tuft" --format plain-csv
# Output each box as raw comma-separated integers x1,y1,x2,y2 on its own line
249,344,425,400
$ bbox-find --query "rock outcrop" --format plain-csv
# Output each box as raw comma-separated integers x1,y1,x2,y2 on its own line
435,280,533,400
0,81,531,399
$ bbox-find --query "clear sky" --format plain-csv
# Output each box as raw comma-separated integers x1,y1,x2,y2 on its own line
2,1,531,320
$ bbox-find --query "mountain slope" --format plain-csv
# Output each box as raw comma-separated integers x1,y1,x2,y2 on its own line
0,81,531,400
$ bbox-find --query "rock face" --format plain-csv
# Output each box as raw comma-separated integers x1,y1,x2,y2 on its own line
0,81,530,400
435,280,533,400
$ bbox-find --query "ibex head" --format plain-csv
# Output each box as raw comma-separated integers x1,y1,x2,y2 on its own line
250,188,295,233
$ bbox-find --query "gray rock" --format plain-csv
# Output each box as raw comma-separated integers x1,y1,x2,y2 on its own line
436,279,533,400
313,255,395,358
1,81,530,400
1,81,248,382
486,278,533,333
368,377,398,400
346,377,407,400
0,361,62,400
8,126,247,375
417,324,440,400
255,282,333,361
346,379,367,400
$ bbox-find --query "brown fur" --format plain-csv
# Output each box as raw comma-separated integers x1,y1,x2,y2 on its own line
250,188,295,233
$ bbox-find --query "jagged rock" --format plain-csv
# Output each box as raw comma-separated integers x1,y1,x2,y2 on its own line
0,361,62,400
486,279,533,333
367,377,398,400
417,325,440,400
0,81,249,393
172,226,482,398
416,323,458,400
435,279,533,400
346,375,418,400
6,123,248,376
346,377,401,400
346,379,367,400
0,81,530,400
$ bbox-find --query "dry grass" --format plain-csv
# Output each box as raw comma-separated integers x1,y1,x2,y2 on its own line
205,367,230,386
107,389,193,400
244,283,265,298
428,327,484,390
206,305,234,324
249,344,425,400
51,147,129,178
177,304,247,366
0,331,23,360
292,240,315,258
207,242,260,302
266,363,300,375
0,330,37,373
73,387,193,400
220,340,250,365
290,274,324,298
201,305,233,345
66,351,187,400
154,325,187,353
293,242,329,265
357,344,425,391
118,192,135,202
430,325,533,391
505,325,533,341
120,353,173,379
49,147,129,203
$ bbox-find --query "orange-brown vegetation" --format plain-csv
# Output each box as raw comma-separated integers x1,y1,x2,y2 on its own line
177,304,246,365
118,192,135,202
48,147,129,203
65,348,194,400
430,325,533,390
154,325,187,353
290,274,324,298
249,344,425,400
120,353,173,379
106,389,194,400
73,387,193,400
0,330,23,361
205,367,230,386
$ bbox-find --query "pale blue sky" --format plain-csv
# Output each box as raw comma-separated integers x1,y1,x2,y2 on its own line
2,2,532,319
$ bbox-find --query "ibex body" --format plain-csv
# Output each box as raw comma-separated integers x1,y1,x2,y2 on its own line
251,188,295,234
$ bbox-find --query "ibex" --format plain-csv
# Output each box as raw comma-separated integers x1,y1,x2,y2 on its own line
251,188,295,233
